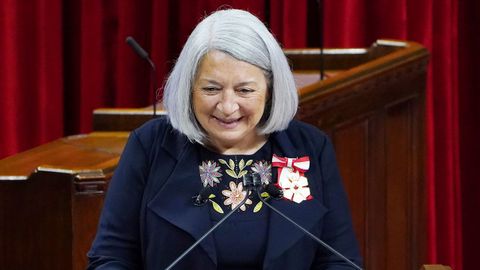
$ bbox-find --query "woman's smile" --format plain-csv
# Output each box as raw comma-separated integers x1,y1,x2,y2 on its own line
212,116,243,128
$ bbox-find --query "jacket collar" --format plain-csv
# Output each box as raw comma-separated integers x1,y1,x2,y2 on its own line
148,132,218,265
147,128,325,269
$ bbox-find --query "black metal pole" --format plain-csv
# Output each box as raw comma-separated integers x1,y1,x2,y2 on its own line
317,0,325,80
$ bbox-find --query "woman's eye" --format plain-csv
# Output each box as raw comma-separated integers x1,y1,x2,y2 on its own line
202,87,219,92
238,88,254,94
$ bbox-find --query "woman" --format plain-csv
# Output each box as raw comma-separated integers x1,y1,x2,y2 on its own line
88,9,362,270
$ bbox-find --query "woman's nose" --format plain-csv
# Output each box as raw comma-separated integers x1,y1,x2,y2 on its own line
216,90,239,115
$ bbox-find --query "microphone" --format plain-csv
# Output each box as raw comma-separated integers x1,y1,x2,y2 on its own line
250,173,283,199
165,176,254,270
264,183,283,199
254,174,363,270
192,186,212,206
125,36,158,117
126,36,149,60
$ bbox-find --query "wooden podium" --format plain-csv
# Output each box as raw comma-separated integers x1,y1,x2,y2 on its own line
0,40,430,270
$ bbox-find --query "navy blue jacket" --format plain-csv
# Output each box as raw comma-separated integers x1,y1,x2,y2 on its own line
88,117,362,269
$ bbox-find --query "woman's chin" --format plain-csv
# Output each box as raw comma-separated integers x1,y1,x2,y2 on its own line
210,132,245,146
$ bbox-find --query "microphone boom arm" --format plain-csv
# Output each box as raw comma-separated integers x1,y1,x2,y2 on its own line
256,189,363,270
165,187,253,270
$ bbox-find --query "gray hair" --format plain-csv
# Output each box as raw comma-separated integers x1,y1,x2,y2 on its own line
163,9,298,143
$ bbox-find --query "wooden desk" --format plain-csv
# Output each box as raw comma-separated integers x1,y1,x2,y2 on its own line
0,132,128,270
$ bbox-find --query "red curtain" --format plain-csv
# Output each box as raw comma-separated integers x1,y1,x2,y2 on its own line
458,1,480,270
0,0,63,158
1,1,478,270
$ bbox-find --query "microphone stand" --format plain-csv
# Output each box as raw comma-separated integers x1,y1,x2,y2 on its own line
316,0,325,80
164,187,253,270
125,36,158,118
148,60,157,117
255,188,363,270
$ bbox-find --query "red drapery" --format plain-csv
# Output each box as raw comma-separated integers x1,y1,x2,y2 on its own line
0,1,478,270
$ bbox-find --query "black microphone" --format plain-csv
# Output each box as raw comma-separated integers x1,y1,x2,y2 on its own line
264,183,283,199
192,186,212,206
125,36,158,117
250,173,283,199
165,175,254,270
126,36,149,60
254,174,363,270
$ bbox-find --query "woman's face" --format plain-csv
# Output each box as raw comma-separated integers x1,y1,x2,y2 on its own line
192,50,268,153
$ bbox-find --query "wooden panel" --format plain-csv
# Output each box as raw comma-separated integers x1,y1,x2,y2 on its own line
421,265,452,270
284,40,403,70
325,98,422,270
0,172,72,270
332,120,368,255
385,100,412,270
366,113,387,270
72,172,112,270
93,108,166,132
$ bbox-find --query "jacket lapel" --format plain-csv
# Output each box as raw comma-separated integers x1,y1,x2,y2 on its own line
263,130,327,268
146,133,217,266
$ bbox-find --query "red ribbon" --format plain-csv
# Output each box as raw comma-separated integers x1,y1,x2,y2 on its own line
271,154,310,173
